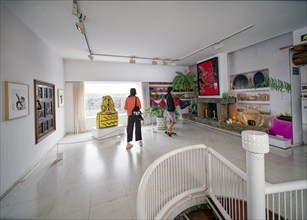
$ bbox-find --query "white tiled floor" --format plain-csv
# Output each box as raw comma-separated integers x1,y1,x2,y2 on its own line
1,120,306,219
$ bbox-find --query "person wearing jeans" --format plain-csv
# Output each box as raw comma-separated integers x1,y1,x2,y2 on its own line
124,88,143,149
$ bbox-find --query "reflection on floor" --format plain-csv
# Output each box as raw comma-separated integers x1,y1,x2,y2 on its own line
1,120,306,219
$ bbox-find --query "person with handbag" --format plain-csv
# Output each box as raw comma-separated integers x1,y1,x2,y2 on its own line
124,88,143,150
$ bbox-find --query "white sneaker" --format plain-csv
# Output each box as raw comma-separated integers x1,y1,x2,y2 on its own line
139,141,143,147
126,143,133,150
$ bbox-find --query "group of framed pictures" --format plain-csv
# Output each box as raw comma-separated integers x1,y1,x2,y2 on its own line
4,80,65,144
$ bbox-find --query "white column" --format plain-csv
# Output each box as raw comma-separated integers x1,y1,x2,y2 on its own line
242,130,270,220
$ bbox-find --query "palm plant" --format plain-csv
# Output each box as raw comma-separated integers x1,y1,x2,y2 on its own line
172,71,196,92
264,77,291,93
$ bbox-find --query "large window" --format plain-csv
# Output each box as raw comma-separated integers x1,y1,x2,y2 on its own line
84,82,139,117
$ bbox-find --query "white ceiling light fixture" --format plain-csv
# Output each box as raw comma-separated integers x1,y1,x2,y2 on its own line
214,41,224,50
88,53,94,61
75,21,85,34
129,57,136,64
170,60,176,66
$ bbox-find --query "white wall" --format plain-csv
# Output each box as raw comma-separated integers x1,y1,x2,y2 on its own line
0,6,65,196
64,60,188,132
228,33,293,116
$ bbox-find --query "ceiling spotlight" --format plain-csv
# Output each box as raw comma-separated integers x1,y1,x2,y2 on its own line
170,61,176,66
152,59,157,65
214,41,224,50
129,57,136,64
75,21,84,34
88,54,94,61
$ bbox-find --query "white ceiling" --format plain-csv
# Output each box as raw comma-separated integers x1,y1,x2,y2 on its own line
3,1,307,66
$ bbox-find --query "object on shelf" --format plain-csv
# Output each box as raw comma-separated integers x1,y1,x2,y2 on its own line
234,106,264,127
228,90,235,98
258,93,270,101
238,93,246,100
277,115,292,122
259,110,271,115
247,79,254,88
247,95,258,101
233,74,248,89
253,71,265,88
222,92,229,99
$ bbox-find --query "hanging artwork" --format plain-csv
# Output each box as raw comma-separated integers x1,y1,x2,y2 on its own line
57,89,64,107
34,80,56,143
197,57,220,96
4,81,29,120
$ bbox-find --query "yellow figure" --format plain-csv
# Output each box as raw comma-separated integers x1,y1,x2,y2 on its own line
96,95,118,128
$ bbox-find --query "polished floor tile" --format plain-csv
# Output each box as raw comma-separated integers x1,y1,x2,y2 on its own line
1,120,306,219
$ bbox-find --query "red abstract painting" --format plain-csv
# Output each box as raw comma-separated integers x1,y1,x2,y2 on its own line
197,57,219,96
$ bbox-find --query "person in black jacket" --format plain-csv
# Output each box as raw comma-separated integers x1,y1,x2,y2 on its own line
165,86,176,137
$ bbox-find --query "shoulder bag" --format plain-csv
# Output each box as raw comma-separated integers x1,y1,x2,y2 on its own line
132,97,144,120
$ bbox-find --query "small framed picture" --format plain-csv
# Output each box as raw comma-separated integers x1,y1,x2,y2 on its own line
4,81,29,120
58,89,64,107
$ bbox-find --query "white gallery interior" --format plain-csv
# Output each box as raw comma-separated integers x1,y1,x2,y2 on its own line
0,1,306,219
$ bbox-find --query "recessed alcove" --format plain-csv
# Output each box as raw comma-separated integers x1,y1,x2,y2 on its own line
193,98,267,133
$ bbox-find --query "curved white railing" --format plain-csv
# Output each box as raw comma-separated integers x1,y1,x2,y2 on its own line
265,180,307,220
137,143,307,220
137,144,207,219
207,148,247,219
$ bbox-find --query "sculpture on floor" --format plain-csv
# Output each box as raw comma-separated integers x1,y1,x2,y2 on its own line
96,95,118,128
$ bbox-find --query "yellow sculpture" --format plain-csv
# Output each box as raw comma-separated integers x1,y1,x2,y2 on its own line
96,95,118,128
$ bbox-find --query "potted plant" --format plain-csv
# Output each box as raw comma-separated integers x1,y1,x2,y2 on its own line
144,105,167,130
172,71,196,93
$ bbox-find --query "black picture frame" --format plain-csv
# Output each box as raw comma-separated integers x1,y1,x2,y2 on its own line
197,57,220,96
34,80,56,143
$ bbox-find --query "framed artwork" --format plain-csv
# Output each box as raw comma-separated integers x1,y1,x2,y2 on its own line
197,57,220,96
34,80,56,144
4,81,29,120
57,89,64,107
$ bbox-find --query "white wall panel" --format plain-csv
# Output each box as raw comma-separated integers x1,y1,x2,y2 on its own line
0,6,65,196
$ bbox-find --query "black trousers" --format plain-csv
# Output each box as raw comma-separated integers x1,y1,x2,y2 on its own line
127,115,142,142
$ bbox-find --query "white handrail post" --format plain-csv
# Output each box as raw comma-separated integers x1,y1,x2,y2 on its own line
242,130,269,220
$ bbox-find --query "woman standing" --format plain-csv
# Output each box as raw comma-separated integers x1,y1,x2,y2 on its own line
124,88,143,150
165,86,176,137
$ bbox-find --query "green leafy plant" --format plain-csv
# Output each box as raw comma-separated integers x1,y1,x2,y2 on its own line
264,77,291,93
144,105,181,119
144,105,166,118
222,92,229,99
172,71,196,92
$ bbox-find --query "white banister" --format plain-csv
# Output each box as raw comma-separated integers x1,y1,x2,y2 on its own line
137,144,207,219
242,130,270,220
265,180,307,220
137,137,306,220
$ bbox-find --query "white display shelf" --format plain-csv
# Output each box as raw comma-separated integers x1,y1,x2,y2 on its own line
150,92,194,95
149,84,172,88
233,88,270,92
237,100,270,104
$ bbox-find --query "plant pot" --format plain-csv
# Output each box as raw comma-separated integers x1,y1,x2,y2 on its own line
156,117,166,130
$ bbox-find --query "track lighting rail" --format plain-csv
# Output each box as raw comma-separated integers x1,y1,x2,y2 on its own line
72,0,254,64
